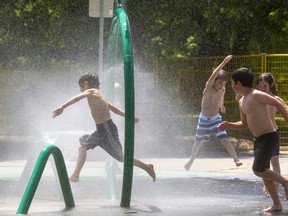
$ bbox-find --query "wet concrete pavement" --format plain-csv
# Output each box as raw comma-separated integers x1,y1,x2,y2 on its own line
2,153,288,215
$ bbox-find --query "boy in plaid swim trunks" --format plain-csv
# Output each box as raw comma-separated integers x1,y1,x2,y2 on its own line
53,73,156,182
184,55,242,171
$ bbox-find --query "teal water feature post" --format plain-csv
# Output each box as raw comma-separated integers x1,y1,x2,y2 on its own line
118,7,135,208
16,144,75,214
107,1,135,207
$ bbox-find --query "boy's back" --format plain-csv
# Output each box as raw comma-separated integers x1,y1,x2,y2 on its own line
240,89,276,137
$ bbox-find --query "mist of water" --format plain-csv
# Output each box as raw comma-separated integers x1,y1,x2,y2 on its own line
0,60,199,162
1,62,250,216
2,61,213,201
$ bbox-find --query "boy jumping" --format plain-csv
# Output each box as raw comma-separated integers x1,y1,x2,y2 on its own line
185,55,242,171
52,73,156,182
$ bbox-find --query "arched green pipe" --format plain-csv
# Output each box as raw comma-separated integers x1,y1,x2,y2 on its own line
107,6,135,208
16,145,75,214
117,7,135,208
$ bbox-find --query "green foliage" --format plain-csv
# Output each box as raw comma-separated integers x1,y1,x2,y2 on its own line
1,0,288,70
128,0,288,61
1,0,112,70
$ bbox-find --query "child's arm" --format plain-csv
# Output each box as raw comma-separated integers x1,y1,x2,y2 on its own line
218,106,248,131
218,102,248,131
107,102,125,117
206,55,232,86
107,102,139,123
52,91,91,118
219,93,226,113
255,91,288,122
273,98,288,122
276,96,288,111
218,120,247,131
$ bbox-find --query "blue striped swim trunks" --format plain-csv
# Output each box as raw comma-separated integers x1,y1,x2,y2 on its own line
195,113,228,141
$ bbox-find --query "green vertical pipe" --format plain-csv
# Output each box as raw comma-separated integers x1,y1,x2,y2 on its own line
114,7,135,208
16,145,75,214
107,1,135,207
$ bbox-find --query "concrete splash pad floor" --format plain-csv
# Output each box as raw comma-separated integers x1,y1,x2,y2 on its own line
2,156,288,216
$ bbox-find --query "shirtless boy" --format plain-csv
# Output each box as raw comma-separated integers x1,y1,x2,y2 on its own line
218,67,288,213
184,55,242,171
52,73,156,182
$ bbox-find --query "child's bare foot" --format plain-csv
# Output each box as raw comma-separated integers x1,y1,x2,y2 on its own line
184,161,192,171
235,161,242,167
147,164,156,182
69,175,79,182
262,204,283,213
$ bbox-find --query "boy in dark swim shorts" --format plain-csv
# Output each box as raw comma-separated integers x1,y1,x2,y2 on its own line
253,132,279,173
218,67,288,213
53,73,156,182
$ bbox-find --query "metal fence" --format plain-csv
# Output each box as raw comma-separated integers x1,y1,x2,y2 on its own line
154,54,288,146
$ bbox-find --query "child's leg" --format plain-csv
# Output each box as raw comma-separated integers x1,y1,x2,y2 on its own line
262,178,283,212
271,155,281,175
70,146,87,182
133,158,156,182
263,155,281,194
220,138,242,167
184,140,204,171
271,155,281,191
254,169,288,199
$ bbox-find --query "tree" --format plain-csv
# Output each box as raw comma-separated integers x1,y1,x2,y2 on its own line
0,0,111,70
127,0,288,60
1,0,288,70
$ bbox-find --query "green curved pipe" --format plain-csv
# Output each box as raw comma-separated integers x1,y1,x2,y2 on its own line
16,145,75,214
116,7,135,208
108,5,135,208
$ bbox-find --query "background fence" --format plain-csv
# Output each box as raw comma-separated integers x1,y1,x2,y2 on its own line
0,54,288,158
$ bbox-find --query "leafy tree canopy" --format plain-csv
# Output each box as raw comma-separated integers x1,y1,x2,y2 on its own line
1,0,288,69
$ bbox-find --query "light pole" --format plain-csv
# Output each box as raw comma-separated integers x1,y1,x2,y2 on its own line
89,0,114,79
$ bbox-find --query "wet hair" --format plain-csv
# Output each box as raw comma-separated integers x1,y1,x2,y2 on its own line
78,73,100,89
232,67,253,87
256,72,277,95
216,70,228,81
